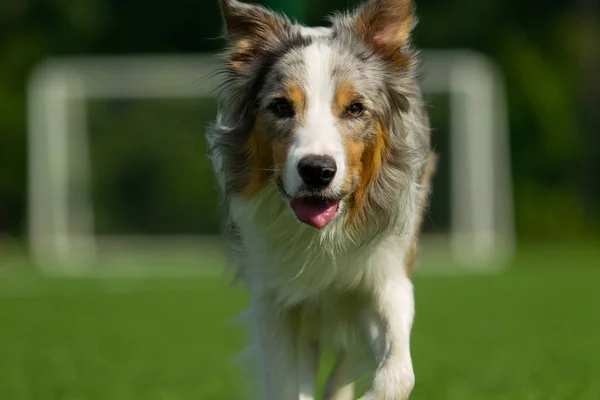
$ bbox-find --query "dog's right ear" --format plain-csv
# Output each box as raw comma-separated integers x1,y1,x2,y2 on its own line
220,0,287,49
350,0,415,61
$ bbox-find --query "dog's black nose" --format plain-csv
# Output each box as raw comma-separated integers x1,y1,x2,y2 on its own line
297,155,337,188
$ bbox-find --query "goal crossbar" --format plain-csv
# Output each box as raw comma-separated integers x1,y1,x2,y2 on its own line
27,51,514,272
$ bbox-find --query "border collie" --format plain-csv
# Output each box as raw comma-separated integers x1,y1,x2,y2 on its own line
207,0,434,398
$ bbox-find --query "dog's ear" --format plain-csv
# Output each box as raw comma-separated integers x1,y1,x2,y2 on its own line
220,0,287,49
352,0,415,58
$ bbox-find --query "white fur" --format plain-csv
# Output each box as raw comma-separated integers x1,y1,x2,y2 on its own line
298,26,333,37
284,42,347,197
225,178,419,399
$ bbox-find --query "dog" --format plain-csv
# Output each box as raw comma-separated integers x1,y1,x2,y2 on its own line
207,0,434,398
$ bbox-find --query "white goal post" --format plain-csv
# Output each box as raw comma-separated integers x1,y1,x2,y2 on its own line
27,51,515,272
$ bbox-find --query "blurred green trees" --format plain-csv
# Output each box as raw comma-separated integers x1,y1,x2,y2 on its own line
0,0,598,240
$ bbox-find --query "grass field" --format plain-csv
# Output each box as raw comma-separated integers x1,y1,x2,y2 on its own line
1,244,599,399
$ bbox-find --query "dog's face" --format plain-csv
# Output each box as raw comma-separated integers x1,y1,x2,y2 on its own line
256,41,391,229
218,0,422,230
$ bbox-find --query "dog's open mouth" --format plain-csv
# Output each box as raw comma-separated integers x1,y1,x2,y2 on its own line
289,197,340,229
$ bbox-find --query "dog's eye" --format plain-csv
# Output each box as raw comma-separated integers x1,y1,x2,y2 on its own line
270,98,295,118
346,102,365,118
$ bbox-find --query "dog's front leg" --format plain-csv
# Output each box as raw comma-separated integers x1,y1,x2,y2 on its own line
297,322,319,400
250,290,299,400
359,274,415,400
323,351,357,400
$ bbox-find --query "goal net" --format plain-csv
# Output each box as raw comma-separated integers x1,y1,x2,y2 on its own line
27,51,514,275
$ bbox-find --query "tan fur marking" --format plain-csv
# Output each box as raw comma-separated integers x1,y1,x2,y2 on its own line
332,79,356,116
285,82,306,116
404,238,419,276
345,122,389,225
241,121,292,198
404,151,437,275
342,139,366,194
242,122,274,197
228,39,255,71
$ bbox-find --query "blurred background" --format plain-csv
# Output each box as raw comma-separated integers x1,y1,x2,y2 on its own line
1,0,599,399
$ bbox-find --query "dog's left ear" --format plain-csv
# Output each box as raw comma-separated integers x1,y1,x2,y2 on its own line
220,0,287,49
352,0,415,57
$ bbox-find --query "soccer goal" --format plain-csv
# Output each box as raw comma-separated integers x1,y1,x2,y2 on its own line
27,51,514,274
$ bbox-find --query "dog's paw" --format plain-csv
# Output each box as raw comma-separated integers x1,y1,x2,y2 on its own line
358,367,415,400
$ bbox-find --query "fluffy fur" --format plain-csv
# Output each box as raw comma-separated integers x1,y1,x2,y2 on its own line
206,0,434,398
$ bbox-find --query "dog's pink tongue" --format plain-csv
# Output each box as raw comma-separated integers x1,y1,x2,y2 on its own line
290,199,339,229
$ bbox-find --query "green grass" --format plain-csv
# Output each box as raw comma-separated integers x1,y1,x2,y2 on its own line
1,246,599,399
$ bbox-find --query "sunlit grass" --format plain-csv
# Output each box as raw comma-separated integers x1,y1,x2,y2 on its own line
1,244,599,399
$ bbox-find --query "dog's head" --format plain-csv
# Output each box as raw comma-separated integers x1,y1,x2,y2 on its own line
213,0,429,232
